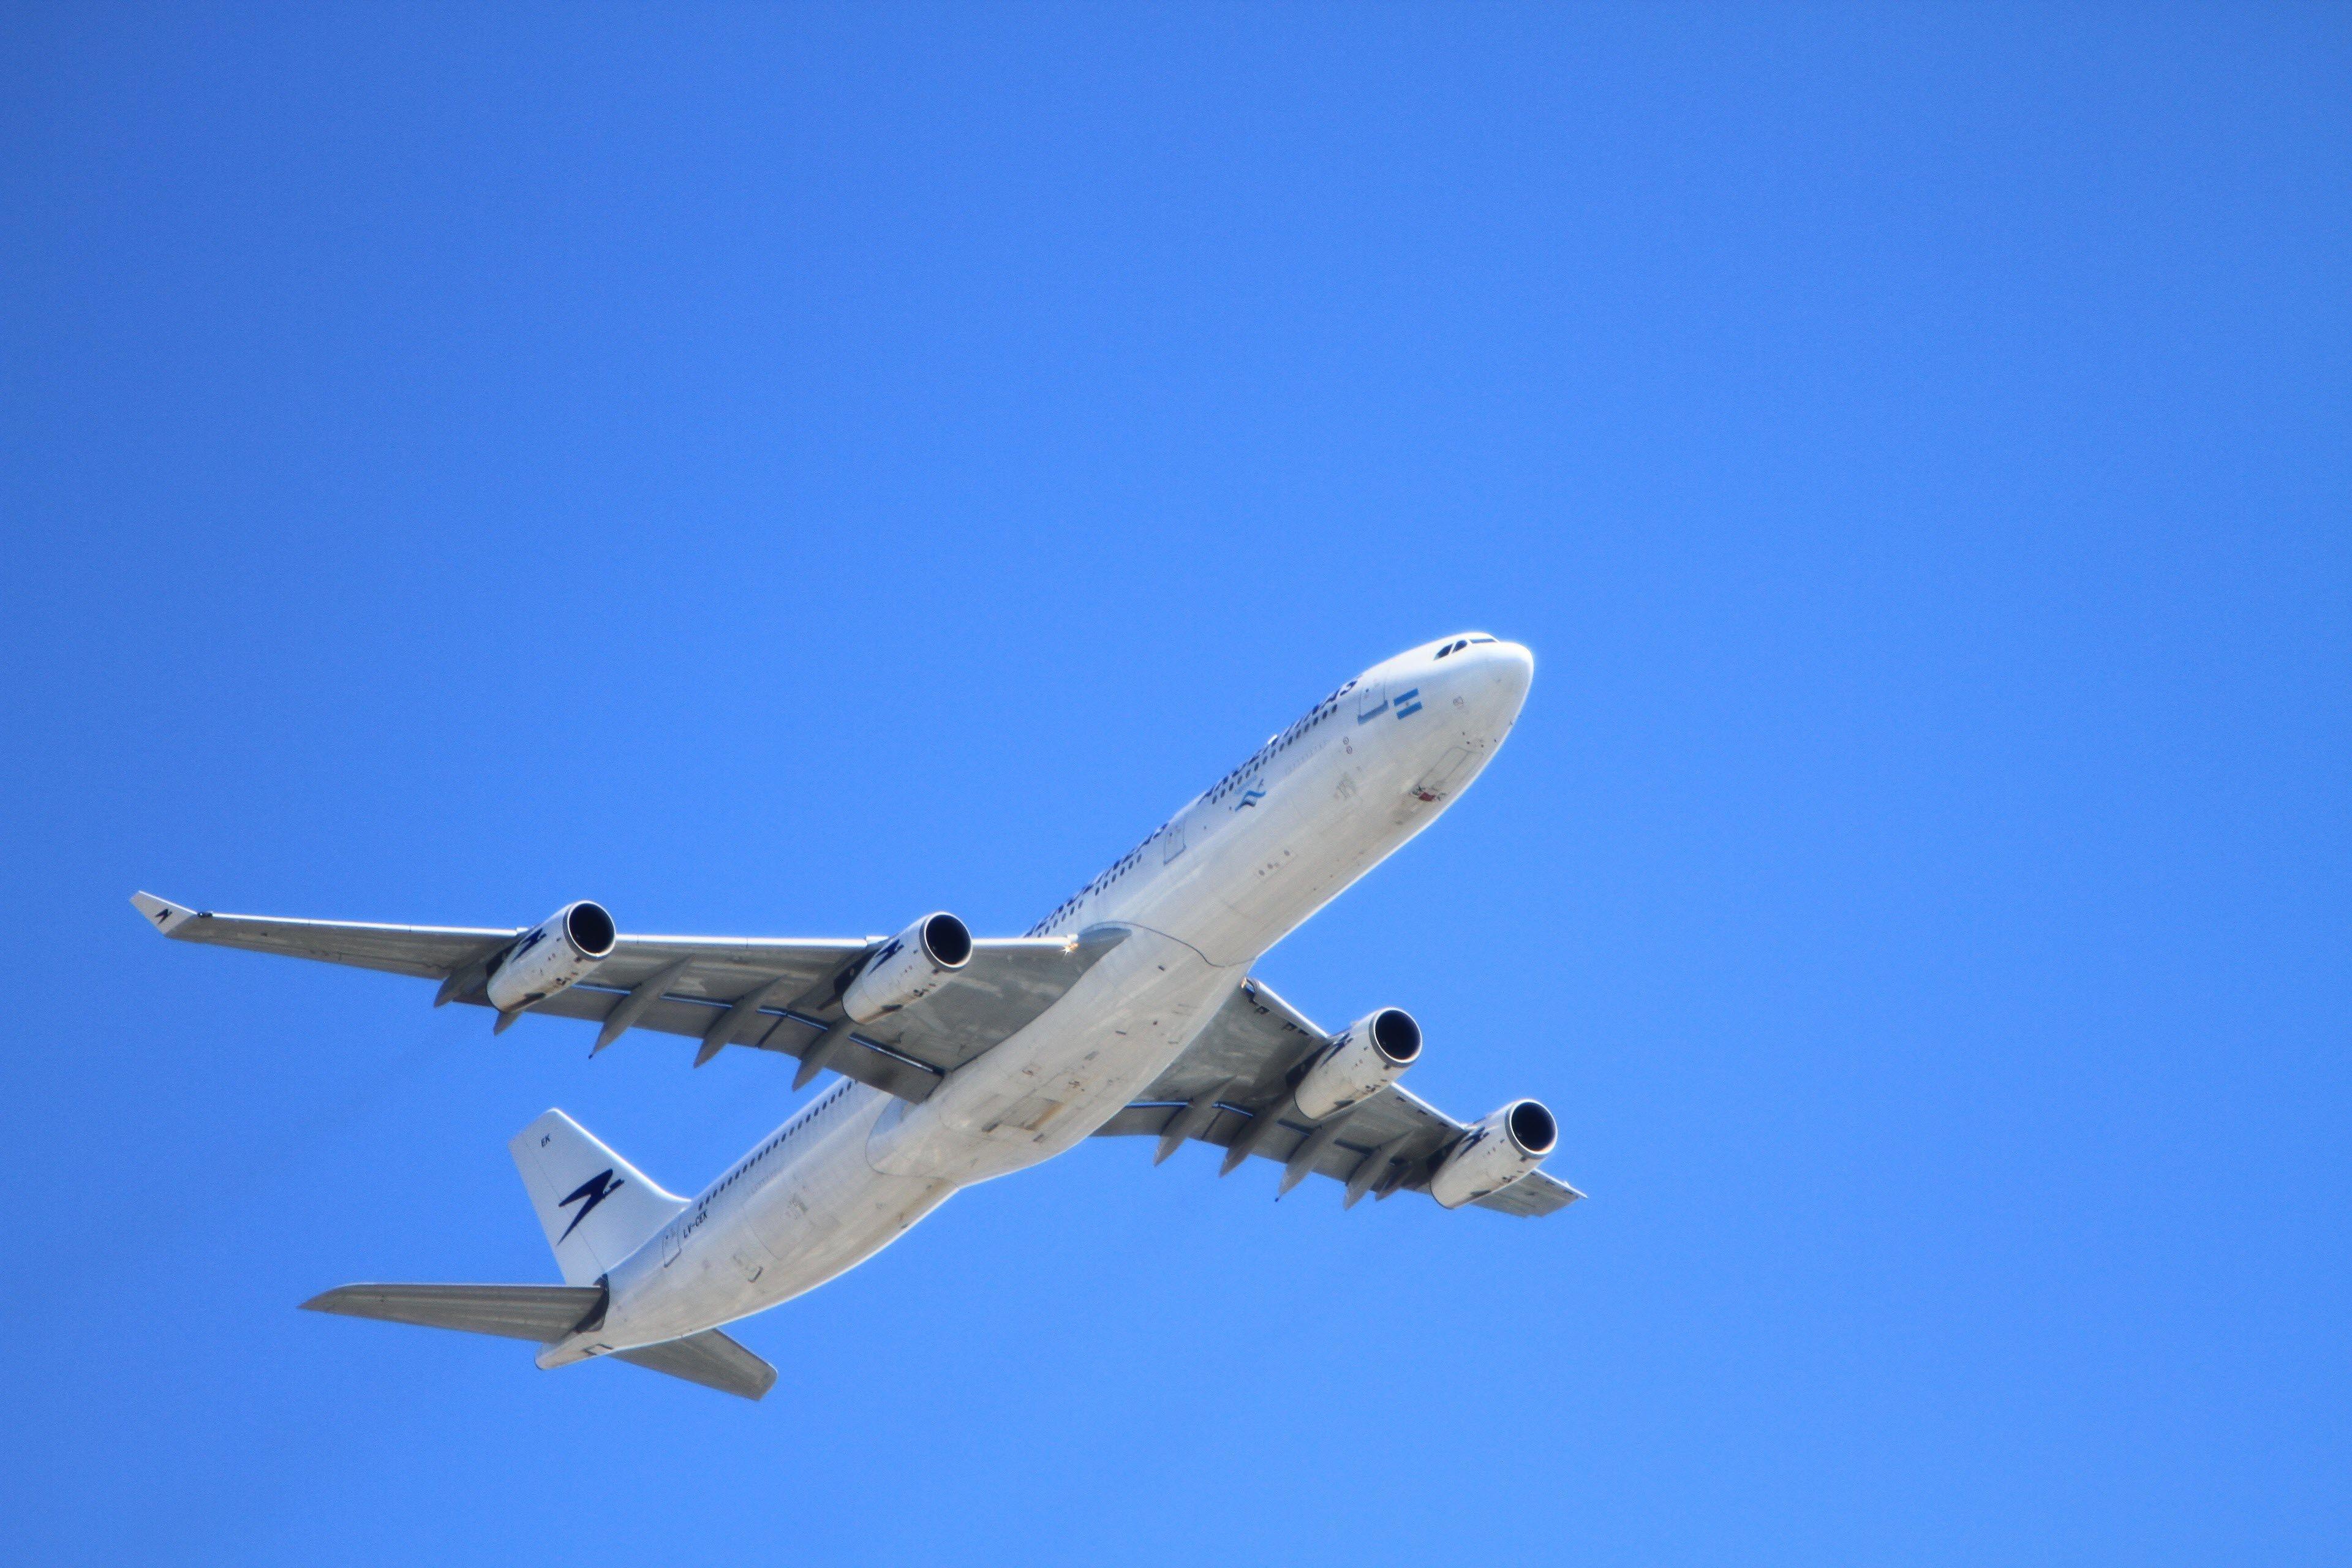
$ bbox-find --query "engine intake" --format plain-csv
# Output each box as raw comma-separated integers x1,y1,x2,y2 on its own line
486,900,617,1012
1427,1098,1557,1208
842,912,973,1023
1294,1007,1421,1120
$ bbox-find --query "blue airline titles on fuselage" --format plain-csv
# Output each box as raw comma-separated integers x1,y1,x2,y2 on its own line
1024,656,1455,940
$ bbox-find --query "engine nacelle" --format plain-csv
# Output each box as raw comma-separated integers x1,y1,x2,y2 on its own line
842,913,973,1023
1294,1008,1422,1120
486,900,617,1012
1427,1099,1558,1209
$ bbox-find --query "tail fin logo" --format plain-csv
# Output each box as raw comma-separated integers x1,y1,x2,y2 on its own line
557,1169,627,1242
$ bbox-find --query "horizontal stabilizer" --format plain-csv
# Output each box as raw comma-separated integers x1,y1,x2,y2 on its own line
614,1329,777,1401
301,1283,604,1342
303,1283,776,1400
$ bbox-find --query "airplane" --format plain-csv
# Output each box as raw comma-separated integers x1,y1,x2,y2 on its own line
133,633,1578,1400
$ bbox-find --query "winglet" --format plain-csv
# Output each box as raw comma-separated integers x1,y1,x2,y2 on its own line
130,891,201,937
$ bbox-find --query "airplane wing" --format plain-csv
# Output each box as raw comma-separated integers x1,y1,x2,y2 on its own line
1091,976,1582,1216
131,892,1125,1104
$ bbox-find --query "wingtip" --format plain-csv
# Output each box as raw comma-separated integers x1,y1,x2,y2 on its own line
130,891,198,937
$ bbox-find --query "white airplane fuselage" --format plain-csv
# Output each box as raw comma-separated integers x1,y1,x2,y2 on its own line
545,635,1534,1364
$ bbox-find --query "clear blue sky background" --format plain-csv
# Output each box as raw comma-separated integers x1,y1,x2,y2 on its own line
4,6,2345,1564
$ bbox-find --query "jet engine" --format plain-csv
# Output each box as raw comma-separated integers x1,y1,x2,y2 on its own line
842,913,973,1023
1294,1007,1422,1120
486,900,617,1012
1427,1099,1557,1208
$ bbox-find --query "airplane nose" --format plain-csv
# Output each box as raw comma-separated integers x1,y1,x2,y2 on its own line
1428,639,1532,736
1467,639,1534,720
1489,641,1534,708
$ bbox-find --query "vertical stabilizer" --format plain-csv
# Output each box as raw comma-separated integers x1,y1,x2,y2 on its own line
510,1110,687,1286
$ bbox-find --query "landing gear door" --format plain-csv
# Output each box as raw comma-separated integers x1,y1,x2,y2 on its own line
1355,678,1389,725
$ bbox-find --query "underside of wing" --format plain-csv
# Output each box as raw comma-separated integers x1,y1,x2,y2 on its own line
300,1283,604,1342
1469,1170,1582,1217
1093,976,1581,1214
132,892,1126,1103
301,1283,775,1400
133,892,513,979
612,1329,777,1401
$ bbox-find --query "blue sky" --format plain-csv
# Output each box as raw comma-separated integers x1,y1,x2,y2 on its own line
3,5,2345,1563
